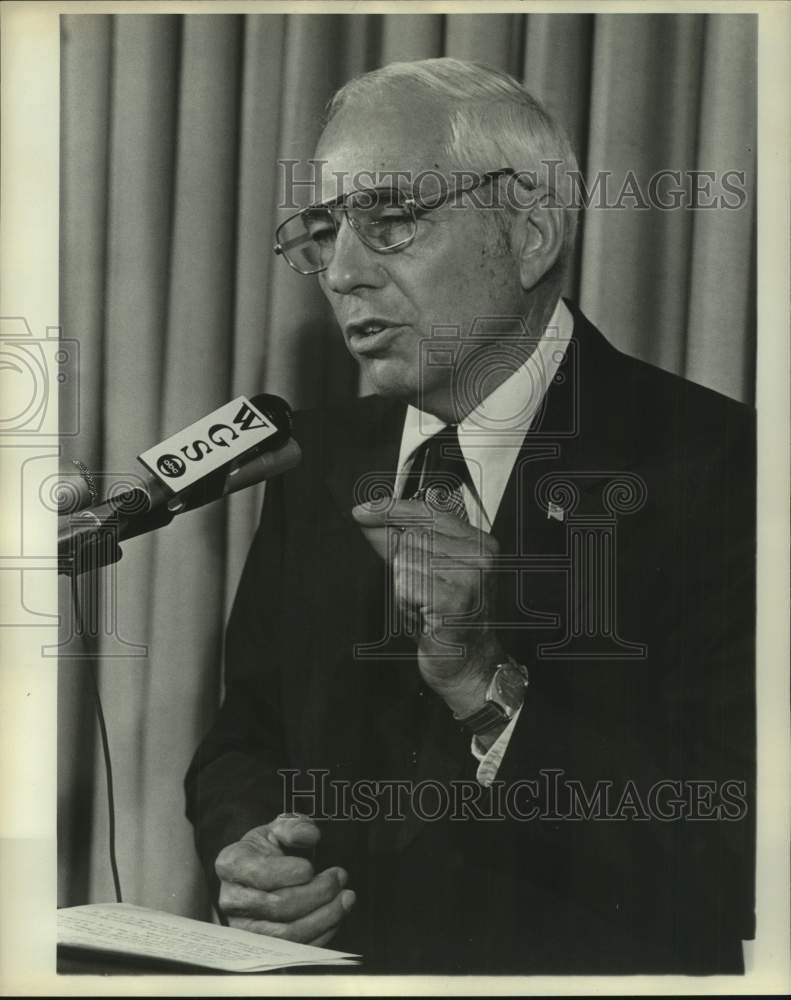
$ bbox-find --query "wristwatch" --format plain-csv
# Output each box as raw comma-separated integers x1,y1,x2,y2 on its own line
453,656,529,737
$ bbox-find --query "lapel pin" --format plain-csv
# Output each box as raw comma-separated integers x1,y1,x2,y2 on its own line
547,501,565,522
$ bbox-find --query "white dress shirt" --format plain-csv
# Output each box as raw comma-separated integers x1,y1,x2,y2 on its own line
394,299,574,785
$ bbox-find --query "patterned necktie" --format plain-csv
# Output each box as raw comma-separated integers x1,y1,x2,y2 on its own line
406,424,470,522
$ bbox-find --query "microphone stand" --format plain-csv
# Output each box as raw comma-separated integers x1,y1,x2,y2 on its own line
58,519,124,577
57,497,178,577
59,515,128,904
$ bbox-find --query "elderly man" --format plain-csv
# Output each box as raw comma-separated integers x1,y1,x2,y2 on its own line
185,58,754,974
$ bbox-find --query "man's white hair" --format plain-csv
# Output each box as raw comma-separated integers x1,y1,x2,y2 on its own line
325,57,579,274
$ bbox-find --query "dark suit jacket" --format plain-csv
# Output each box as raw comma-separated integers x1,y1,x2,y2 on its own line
185,302,755,975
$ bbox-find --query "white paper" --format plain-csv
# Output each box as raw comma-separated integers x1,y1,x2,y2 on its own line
57,903,359,972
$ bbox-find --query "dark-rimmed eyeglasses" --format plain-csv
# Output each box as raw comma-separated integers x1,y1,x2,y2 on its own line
273,168,524,276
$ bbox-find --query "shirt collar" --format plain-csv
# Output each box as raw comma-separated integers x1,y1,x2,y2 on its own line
396,298,574,525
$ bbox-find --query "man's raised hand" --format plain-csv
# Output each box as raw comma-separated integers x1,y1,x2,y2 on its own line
352,498,506,715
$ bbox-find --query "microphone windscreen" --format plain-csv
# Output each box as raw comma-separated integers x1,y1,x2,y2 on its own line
248,393,292,450
169,437,302,514
222,437,302,497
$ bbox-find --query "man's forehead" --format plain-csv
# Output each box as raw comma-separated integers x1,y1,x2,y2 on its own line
315,100,454,200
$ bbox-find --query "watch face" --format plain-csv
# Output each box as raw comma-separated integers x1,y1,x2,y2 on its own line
492,663,529,711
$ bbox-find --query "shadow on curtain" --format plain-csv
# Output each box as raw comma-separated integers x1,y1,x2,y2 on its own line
58,11,756,920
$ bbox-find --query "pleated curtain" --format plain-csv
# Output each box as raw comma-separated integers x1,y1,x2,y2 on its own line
58,12,757,920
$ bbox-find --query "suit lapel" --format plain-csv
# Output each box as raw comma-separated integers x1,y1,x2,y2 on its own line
316,307,639,855
313,398,429,842
323,395,406,518
396,313,586,851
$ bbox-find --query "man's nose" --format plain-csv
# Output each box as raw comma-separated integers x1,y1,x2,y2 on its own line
322,217,385,295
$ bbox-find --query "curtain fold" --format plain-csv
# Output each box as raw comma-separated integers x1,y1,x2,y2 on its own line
227,15,288,597
59,11,757,919
581,14,705,372
58,14,112,906
521,14,595,298
685,14,757,401
444,14,523,70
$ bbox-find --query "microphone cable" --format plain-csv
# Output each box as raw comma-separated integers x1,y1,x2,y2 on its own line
71,578,123,904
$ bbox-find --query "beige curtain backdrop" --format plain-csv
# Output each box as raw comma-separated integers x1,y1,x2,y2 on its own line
58,12,756,920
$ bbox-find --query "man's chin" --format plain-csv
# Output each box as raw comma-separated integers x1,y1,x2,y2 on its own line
359,359,417,402
358,358,449,415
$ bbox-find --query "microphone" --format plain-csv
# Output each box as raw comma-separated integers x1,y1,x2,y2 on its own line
57,436,300,556
56,393,291,514
58,393,300,568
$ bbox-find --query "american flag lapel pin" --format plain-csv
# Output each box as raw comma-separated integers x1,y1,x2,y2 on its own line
547,501,565,522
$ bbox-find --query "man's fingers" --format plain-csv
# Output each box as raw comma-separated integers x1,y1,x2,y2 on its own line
235,823,282,854
234,889,356,945
219,866,348,922
215,842,314,891
308,928,340,948
355,524,392,562
352,499,476,538
354,502,497,571
268,815,321,852
393,534,490,602
394,549,431,611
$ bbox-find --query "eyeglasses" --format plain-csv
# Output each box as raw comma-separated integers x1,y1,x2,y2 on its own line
273,168,522,276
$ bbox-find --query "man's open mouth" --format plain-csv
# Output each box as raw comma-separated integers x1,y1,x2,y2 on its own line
346,320,404,352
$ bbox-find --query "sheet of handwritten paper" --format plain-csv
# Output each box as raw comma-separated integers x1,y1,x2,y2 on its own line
58,903,360,972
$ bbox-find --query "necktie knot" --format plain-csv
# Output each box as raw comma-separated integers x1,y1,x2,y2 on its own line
407,425,470,521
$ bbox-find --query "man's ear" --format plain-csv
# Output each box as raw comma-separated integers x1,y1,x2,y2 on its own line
510,187,564,290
